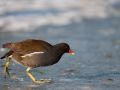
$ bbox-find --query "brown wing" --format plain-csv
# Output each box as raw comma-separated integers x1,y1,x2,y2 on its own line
3,39,53,55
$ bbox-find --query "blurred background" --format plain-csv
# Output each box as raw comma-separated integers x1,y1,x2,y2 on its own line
0,0,120,90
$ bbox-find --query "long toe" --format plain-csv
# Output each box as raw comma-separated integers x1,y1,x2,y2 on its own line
34,79,52,84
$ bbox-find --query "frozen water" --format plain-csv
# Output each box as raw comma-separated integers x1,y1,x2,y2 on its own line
0,0,120,90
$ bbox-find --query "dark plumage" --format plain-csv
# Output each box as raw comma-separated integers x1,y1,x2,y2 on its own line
1,39,74,67
1,39,75,83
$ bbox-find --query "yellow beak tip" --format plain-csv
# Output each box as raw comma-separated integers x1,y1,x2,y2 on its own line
71,53,75,55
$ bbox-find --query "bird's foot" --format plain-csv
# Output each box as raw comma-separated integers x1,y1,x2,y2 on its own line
33,79,52,84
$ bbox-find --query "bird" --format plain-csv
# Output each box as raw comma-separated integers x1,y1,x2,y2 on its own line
0,39,75,84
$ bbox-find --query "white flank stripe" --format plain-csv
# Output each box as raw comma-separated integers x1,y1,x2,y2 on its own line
21,52,44,58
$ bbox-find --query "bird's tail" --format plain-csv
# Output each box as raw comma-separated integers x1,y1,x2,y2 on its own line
0,51,13,59
2,43,12,48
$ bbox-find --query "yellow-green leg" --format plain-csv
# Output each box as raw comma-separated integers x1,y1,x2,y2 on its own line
26,67,51,84
4,57,11,78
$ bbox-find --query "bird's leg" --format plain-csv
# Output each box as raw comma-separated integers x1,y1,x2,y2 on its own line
26,67,51,84
4,57,11,78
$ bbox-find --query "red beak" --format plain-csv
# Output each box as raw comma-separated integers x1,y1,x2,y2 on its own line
68,49,75,55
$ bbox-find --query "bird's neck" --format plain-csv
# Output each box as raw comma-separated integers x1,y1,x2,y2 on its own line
53,44,66,56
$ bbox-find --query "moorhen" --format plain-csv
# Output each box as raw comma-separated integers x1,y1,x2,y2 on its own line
0,39,75,84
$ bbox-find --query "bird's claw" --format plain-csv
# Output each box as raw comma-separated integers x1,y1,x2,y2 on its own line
33,79,52,84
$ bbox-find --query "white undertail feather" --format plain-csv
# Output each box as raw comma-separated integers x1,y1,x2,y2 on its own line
9,55,21,65
0,48,6,52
